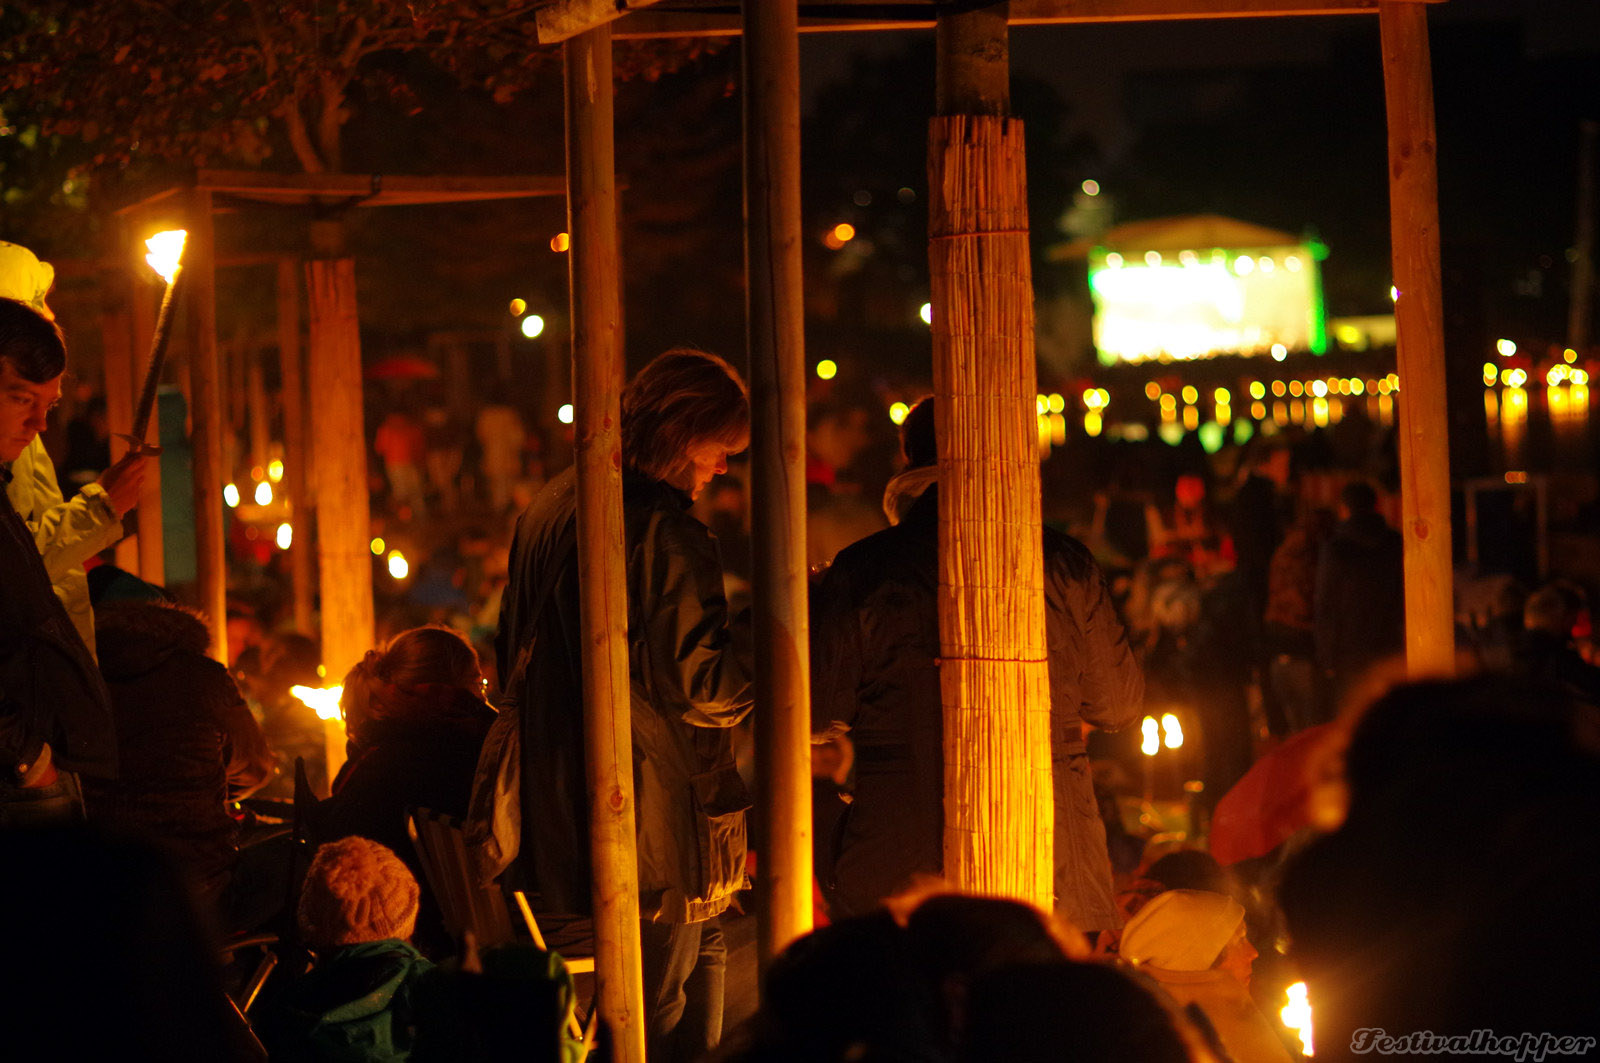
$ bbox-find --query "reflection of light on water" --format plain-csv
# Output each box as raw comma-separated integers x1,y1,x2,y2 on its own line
1378,393,1394,426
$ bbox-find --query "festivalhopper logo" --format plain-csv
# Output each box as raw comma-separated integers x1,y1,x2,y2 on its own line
1351,1029,1597,1061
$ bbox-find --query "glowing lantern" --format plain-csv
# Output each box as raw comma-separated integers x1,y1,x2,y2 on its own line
889,402,909,426
275,522,292,550
521,314,545,339
370,537,385,556
268,459,284,482
254,481,273,506
1160,713,1184,749
223,483,241,508
816,359,838,381
387,551,409,580
557,403,575,425
1141,717,1160,757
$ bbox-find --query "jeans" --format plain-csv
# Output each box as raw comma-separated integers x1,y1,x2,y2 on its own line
640,916,726,1063
0,770,84,830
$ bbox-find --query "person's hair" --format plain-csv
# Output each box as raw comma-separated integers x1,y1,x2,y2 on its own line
0,297,66,382
340,625,483,745
1144,850,1230,895
1340,479,1379,516
902,396,937,469
961,962,1195,1063
1523,581,1587,638
621,347,749,484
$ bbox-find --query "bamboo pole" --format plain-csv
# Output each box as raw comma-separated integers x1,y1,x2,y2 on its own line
565,25,647,1063
928,2,1055,910
306,231,376,781
128,220,165,586
1379,2,1454,678
100,264,140,574
186,189,229,663
277,257,315,633
742,0,814,969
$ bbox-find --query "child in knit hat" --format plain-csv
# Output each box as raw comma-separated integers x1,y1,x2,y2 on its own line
260,838,435,1062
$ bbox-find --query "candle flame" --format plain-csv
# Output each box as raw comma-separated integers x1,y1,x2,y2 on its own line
1161,712,1184,750
1141,716,1160,757
144,230,188,284
291,684,344,723
1281,981,1314,1056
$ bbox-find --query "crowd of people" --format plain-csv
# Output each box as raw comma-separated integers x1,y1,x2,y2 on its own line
4,236,1600,1063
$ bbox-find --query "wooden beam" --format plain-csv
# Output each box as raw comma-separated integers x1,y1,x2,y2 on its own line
611,0,1442,38
196,170,567,205
537,0,665,44
1379,1,1453,678
743,0,814,971
186,188,229,663
566,24,648,1063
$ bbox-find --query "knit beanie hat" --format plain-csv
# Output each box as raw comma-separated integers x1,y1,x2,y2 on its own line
1119,889,1245,972
297,837,421,949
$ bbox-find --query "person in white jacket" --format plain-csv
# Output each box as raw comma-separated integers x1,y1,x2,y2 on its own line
1,240,146,655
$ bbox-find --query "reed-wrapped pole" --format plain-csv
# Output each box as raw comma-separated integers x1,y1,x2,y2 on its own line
306,225,376,777
186,189,229,663
1380,2,1454,678
277,257,315,634
742,0,814,969
566,25,647,1063
928,2,1054,909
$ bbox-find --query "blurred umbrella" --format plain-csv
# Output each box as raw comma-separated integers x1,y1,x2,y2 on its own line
365,353,439,381
1208,721,1346,866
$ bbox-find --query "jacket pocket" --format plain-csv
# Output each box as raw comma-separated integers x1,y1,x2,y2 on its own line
689,764,753,908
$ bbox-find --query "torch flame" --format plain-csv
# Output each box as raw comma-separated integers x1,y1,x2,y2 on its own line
144,229,188,284
291,684,345,723
1281,981,1314,1056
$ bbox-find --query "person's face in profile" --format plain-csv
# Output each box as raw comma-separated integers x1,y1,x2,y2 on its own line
677,437,743,501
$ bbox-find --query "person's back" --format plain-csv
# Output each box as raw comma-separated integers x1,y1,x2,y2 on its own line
812,398,1143,930
84,594,271,906
314,626,496,954
1314,481,1403,699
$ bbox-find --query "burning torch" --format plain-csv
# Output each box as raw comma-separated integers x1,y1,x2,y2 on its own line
116,230,188,456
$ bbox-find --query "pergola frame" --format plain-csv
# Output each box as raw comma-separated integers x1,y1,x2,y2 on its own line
110,171,567,672
552,1,1452,1057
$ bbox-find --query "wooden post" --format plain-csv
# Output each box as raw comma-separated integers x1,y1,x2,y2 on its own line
742,0,814,968
928,2,1055,909
566,26,646,1063
1569,119,1596,354
277,257,315,633
187,189,229,663
100,265,140,574
307,226,376,780
127,220,165,586
1380,2,1454,678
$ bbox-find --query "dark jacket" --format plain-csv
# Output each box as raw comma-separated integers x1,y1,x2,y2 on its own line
810,487,1143,930
260,939,433,1063
82,600,272,900
0,471,115,779
1313,511,1404,687
497,467,754,923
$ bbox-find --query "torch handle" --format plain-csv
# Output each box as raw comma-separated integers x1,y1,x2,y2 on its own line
130,264,183,445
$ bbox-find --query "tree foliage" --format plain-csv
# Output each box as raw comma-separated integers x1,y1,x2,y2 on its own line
3,1,718,176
